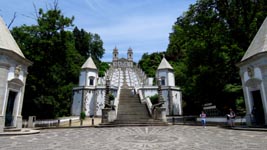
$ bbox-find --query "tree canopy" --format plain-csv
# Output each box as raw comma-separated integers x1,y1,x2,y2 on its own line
139,0,267,115
11,6,106,119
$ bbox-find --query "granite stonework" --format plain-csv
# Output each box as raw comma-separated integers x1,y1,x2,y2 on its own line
72,47,182,124
237,17,267,126
1,126,267,150
0,17,31,132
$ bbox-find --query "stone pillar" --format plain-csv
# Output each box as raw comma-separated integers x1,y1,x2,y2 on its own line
168,86,173,115
102,77,111,123
155,107,167,122
156,78,167,122
16,115,22,128
16,72,27,129
0,63,10,132
157,78,164,105
101,108,111,123
108,110,116,122
0,117,4,132
104,76,110,108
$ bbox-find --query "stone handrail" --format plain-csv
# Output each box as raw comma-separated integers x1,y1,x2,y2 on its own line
138,89,153,116
114,86,121,116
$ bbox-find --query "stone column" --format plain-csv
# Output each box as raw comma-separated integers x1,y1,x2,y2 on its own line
155,107,167,122
104,76,110,108
16,70,28,128
157,78,164,105
155,78,167,122
102,76,111,123
0,63,10,132
101,108,112,123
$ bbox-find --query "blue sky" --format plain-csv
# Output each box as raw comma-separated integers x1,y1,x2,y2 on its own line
0,0,196,62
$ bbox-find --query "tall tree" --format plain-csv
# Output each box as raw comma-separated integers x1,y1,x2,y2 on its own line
12,6,83,118
138,52,163,77
154,0,267,115
73,27,105,67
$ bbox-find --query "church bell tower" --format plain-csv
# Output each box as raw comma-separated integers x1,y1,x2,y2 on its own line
127,47,133,67
113,47,118,67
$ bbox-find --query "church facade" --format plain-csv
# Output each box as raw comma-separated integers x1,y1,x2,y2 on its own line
112,47,133,68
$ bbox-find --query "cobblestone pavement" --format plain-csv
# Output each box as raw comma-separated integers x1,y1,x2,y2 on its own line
1,126,267,150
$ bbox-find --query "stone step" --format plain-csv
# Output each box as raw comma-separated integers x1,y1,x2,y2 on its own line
112,120,168,125
118,108,149,111
118,104,145,107
116,116,150,120
117,113,149,116
119,101,140,103
98,123,169,127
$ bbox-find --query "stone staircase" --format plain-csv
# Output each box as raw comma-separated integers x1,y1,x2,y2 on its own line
99,67,168,127
101,88,168,127
115,88,151,123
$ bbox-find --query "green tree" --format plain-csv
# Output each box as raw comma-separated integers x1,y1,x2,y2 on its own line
12,7,83,119
138,0,267,115
98,62,110,77
167,0,267,115
138,52,163,77
73,27,105,67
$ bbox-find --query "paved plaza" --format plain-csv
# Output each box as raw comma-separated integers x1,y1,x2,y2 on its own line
0,125,267,150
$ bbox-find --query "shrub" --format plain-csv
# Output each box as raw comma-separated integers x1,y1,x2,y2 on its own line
149,94,159,105
80,111,86,120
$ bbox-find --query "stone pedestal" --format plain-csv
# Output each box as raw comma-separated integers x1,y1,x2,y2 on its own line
102,108,112,123
154,107,167,122
28,116,36,128
16,116,22,129
108,110,116,122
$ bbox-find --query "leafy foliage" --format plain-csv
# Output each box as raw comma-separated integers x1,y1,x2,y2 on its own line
80,111,86,120
138,52,163,77
139,0,267,115
12,6,105,119
149,94,159,105
167,0,267,115
73,27,105,66
99,62,110,77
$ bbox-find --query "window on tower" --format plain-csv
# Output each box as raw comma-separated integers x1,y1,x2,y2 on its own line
161,77,165,85
89,76,94,86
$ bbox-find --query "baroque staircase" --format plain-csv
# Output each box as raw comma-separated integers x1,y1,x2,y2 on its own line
100,67,168,127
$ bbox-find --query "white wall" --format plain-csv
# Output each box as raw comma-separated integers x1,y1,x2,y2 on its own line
79,72,86,86
71,90,82,116
168,72,175,86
